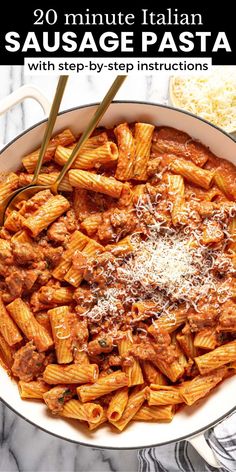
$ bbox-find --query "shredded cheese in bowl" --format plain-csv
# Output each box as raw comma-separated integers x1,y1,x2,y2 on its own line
170,67,236,133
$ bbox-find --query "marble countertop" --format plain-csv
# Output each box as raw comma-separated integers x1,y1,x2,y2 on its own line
0,67,171,472
0,68,170,145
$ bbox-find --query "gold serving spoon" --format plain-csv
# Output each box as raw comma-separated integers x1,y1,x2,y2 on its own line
0,75,126,225
0,75,69,225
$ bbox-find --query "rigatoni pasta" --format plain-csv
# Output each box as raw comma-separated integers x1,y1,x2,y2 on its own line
6,298,53,352
24,195,70,237
0,173,19,205
61,399,104,424
18,380,49,399
115,122,135,181
110,387,147,431
148,386,182,406
77,371,129,402
0,122,236,433
132,122,154,180
0,297,23,346
170,158,215,189
55,141,118,169
22,128,76,172
194,341,236,374
43,364,99,384
48,306,73,364
107,387,129,422
179,368,226,405
118,331,144,386
52,230,88,281
133,404,174,422
68,169,124,198
0,333,15,368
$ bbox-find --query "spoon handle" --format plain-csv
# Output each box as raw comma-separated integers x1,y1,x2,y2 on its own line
33,75,68,183
50,75,127,194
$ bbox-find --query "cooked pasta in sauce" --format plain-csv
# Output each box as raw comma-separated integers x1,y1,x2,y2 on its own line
0,123,236,430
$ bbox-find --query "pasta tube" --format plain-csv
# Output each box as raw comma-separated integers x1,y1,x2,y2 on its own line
77,371,128,402
22,129,75,172
64,239,104,287
0,298,23,346
38,287,73,305
24,195,70,237
7,298,53,352
0,173,19,205
88,409,108,430
4,211,26,232
141,361,167,385
179,368,226,405
107,387,129,422
43,364,99,385
195,340,236,374
118,331,144,386
176,331,198,359
133,404,174,422
55,142,118,169
170,158,215,189
18,380,49,399
0,333,15,368
152,358,184,383
168,174,187,225
148,307,187,335
48,306,73,364
52,230,88,281
148,386,182,406
115,123,135,181
133,122,154,180
69,169,124,198
194,329,218,350
111,387,148,431
61,399,104,424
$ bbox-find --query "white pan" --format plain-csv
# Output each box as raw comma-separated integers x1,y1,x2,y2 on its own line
0,91,236,468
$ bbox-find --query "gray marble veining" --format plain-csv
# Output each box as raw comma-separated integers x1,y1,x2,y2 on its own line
0,401,139,472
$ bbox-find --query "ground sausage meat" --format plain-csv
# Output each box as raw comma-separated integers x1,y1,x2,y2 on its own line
42,245,64,268
218,301,236,330
73,286,96,308
12,342,46,382
87,336,114,356
47,221,68,243
12,242,43,265
0,241,13,265
152,127,212,167
43,386,75,414
97,208,137,244
128,342,157,361
147,157,162,176
188,305,220,332
84,252,118,287
102,355,122,370
5,269,25,298
20,190,52,217
128,340,177,364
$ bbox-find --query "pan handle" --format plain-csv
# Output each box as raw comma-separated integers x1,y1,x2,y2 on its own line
0,85,51,117
187,433,221,468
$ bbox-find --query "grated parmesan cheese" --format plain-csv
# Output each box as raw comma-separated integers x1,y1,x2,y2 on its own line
82,194,235,333
171,67,236,132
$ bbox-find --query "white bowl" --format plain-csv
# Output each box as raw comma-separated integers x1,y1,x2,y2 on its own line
0,101,235,460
